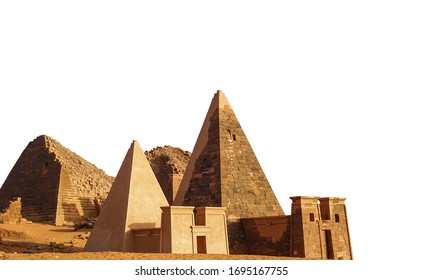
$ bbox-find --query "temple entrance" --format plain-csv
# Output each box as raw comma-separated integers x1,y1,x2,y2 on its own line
324,230,334,259
196,236,207,254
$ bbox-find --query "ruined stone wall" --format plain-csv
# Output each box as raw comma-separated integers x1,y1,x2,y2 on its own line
145,146,191,205
0,197,22,224
241,216,290,256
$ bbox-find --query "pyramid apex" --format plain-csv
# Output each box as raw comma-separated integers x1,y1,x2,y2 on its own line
35,134,52,143
215,90,227,101
212,89,231,109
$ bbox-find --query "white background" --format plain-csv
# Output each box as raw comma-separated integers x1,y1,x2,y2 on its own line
1,1,421,278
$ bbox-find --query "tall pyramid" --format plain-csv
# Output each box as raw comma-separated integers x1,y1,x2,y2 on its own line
174,91,284,253
0,135,113,225
84,140,169,252
175,90,284,217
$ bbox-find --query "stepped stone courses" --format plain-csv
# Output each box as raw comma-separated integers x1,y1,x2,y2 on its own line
0,135,114,225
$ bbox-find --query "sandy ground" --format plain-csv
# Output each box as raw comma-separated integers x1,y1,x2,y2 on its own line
0,222,299,260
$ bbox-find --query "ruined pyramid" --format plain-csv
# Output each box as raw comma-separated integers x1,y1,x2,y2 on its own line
145,146,191,205
84,140,169,252
0,135,113,225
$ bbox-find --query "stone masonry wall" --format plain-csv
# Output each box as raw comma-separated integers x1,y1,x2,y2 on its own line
319,198,352,260
241,216,290,256
289,196,353,260
289,196,323,258
0,137,61,223
55,168,99,226
145,146,191,205
182,107,222,208
219,104,284,219
182,104,284,219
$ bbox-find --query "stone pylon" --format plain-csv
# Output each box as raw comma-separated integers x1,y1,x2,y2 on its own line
84,140,169,252
174,90,284,253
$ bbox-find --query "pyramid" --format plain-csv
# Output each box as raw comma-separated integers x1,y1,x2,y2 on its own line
84,140,169,252
174,91,284,218
0,135,113,225
145,146,191,205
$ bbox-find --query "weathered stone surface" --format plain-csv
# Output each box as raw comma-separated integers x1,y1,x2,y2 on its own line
175,91,284,218
0,135,114,225
289,196,353,260
174,90,284,253
242,215,290,256
0,197,22,224
145,146,191,205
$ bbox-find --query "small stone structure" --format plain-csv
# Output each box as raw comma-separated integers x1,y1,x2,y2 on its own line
0,197,22,224
160,206,229,254
289,196,352,259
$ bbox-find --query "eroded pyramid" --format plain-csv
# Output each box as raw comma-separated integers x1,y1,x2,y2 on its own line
0,135,113,225
84,140,169,252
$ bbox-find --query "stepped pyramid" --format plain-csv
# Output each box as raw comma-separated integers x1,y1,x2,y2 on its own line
174,90,284,253
0,135,113,225
84,140,169,252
